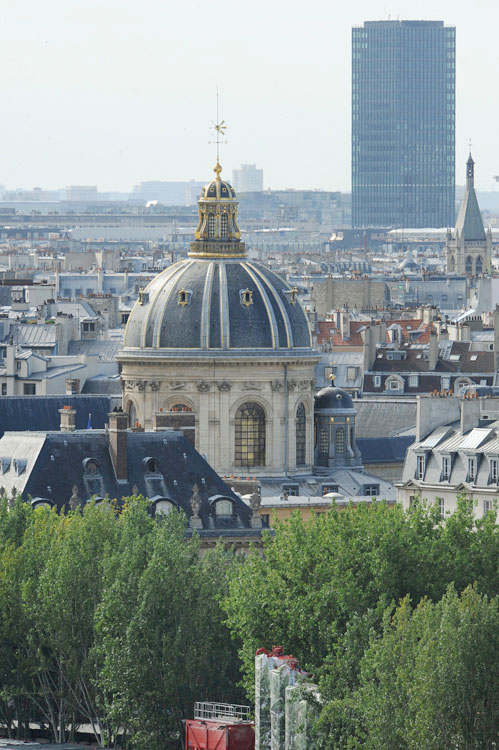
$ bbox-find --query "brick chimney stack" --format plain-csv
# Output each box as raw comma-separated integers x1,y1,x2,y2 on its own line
108,410,129,481
59,406,76,432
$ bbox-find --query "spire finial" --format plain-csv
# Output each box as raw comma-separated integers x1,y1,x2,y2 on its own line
210,88,227,177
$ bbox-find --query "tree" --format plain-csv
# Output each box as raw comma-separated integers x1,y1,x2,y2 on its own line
97,508,243,750
353,585,499,750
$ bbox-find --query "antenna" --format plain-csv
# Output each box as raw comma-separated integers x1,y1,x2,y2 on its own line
209,88,227,166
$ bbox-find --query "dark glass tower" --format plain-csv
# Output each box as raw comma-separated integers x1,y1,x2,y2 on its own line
352,20,455,229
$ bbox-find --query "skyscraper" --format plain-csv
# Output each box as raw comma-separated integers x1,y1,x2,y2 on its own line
352,20,455,229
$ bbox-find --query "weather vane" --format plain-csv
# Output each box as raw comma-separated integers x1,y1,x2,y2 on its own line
209,89,227,165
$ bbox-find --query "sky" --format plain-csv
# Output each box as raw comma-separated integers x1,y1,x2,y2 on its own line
0,0,497,193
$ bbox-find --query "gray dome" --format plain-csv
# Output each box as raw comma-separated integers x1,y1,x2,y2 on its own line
315,386,354,410
123,258,312,351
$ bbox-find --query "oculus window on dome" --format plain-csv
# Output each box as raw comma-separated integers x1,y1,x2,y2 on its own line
240,288,253,307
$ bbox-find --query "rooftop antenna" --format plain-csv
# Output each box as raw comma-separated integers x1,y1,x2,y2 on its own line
209,88,227,167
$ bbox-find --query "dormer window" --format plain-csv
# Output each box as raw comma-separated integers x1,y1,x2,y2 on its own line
416,454,426,480
240,288,253,307
467,457,477,483
177,289,192,307
441,455,450,480
154,499,175,516
489,458,499,484
215,499,233,516
144,457,160,474
83,458,100,475
0,457,11,475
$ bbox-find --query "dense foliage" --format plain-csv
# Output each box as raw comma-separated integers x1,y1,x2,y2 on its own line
0,496,243,749
1,494,498,749
223,497,499,748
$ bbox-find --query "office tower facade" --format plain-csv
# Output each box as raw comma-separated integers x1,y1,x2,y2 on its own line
232,164,264,193
352,20,455,229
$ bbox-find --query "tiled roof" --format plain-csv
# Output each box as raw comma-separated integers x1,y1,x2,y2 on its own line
317,318,432,347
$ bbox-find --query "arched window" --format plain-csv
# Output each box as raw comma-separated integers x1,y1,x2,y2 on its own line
221,213,228,239
320,427,328,455
449,255,455,272
296,404,306,466
465,256,473,274
476,256,483,275
170,403,192,413
336,427,345,454
235,402,265,467
208,214,216,239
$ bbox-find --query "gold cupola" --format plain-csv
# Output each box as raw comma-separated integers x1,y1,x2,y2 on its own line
189,162,246,259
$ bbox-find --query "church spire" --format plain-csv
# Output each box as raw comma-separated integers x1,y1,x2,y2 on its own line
455,153,485,242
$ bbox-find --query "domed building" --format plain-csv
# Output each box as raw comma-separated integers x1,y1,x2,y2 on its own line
118,162,319,478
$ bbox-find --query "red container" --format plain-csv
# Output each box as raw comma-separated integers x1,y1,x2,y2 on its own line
185,719,255,750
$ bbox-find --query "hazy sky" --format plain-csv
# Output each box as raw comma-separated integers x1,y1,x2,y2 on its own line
0,0,497,193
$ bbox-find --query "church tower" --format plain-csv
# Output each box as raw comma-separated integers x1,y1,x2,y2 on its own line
446,154,492,277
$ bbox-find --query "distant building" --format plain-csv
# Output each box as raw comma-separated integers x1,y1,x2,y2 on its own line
65,186,99,202
133,181,204,205
352,20,455,228
445,155,492,277
232,164,264,193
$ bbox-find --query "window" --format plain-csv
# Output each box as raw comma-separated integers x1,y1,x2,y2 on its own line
215,499,233,516
1,384,6,395
409,495,417,507
409,375,419,388
155,500,174,516
208,214,216,239
295,404,306,466
322,484,339,495
16,362,21,370
83,458,100,475
374,375,381,387
23,383,36,395
235,402,265,467
483,500,493,516
221,213,228,238
441,456,450,480
282,484,299,497
490,458,499,484
347,367,358,381
336,427,345,454
416,455,425,480
467,458,477,483
389,379,400,391
320,427,328,455
144,458,160,474
364,484,379,496
437,497,445,519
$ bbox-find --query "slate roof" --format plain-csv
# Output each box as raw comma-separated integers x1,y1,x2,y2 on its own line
353,398,417,437
357,436,414,464
123,259,312,351
0,324,58,348
0,395,116,438
371,342,494,373
68,336,123,360
0,428,254,532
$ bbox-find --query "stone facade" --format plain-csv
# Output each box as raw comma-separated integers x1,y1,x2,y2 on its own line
121,357,317,477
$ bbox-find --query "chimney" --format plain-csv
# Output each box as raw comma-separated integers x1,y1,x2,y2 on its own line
339,308,350,340
108,410,129,481
65,378,80,395
428,330,438,370
59,406,76,432
416,395,460,442
460,396,480,434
